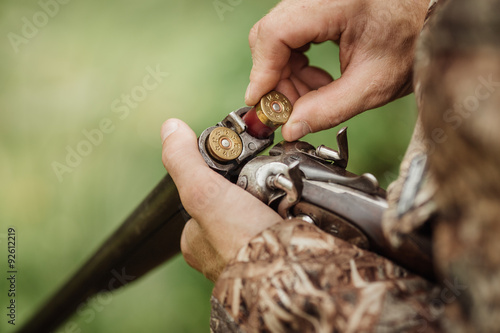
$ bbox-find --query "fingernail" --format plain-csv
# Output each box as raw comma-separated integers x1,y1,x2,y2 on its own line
245,82,253,104
288,121,311,140
161,120,179,144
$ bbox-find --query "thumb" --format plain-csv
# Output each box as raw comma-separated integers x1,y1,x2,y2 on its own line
161,119,282,256
161,118,211,191
161,118,227,219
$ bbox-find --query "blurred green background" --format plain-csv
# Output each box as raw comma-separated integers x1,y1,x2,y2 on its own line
0,0,417,332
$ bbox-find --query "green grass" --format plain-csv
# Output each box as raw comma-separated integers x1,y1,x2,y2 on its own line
0,0,416,332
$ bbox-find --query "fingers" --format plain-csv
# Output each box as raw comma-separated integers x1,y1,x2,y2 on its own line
256,51,333,113
289,74,310,96
180,219,202,270
247,0,426,142
161,119,282,261
275,77,300,104
287,51,334,95
246,1,344,106
180,219,225,282
282,58,397,141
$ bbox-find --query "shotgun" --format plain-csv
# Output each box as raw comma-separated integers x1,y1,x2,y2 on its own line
19,91,433,332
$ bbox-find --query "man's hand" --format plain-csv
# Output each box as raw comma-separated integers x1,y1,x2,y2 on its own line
161,119,282,281
246,0,430,141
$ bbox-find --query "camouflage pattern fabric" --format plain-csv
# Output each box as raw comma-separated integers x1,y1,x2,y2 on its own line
211,221,441,332
417,0,500,331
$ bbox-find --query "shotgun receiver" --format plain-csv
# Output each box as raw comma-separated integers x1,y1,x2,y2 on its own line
19,91,433,333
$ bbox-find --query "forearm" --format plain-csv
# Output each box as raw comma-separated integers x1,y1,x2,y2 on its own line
211,220,442,332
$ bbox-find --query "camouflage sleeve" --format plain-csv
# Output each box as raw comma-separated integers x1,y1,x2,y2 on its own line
210,220,441,333
382,0,444,248
386,0,500,331
413,0,500,331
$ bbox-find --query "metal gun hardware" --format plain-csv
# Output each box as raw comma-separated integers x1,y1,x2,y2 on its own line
20,91,433,333
236,139,433,280
198,93,432,281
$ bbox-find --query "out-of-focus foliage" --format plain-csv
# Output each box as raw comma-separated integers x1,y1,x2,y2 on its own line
0,0,416,332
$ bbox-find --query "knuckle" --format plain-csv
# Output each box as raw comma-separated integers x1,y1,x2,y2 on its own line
249,22,259,46
258,14,275,37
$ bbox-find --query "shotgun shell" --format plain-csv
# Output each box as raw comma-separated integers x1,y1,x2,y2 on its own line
242,91,292,139
206,127,243,162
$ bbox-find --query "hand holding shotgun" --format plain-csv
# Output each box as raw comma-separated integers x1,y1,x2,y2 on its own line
161,118,282,281
162,91,432,282
19,91,433,333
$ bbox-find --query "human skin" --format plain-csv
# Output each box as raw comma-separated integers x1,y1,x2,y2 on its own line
246,0,430,141
161,119,282,281
162,0,430,280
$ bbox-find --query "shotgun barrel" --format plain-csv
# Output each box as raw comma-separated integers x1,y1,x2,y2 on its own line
19,174,188,333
